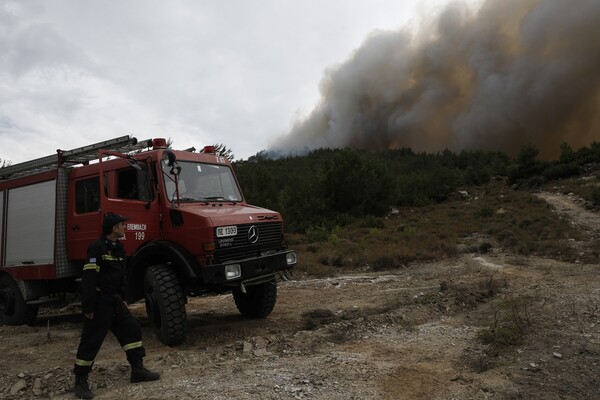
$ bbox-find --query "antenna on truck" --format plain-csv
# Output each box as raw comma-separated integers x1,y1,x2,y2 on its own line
0,135,152,180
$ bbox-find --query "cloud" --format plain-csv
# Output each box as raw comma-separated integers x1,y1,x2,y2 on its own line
0,0,463,163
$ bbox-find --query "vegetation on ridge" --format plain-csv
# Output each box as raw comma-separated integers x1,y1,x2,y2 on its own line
233,142,600,276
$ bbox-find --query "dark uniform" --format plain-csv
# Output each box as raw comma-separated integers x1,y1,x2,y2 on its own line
73,237,145,373
73,213,159,399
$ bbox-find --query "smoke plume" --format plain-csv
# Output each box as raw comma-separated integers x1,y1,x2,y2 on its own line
271,0,600,159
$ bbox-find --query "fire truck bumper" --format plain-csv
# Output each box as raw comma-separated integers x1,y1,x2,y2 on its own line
200,250,297,286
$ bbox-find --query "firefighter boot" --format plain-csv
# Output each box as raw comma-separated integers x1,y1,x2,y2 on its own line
130,360,160,383
74,373,94,399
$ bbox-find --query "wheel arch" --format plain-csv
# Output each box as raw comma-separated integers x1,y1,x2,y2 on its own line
0,270,26,301
0,271,38,325
127,240,199,303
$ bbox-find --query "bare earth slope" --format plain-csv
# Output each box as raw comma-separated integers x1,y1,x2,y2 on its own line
1,193,599,400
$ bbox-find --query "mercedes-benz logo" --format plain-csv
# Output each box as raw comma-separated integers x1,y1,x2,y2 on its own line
248,225,259,244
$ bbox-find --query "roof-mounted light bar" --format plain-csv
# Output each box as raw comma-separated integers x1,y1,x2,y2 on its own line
203,145,216,154
152,138,168,149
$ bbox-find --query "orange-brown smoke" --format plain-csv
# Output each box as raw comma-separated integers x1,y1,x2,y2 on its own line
271,0,600,159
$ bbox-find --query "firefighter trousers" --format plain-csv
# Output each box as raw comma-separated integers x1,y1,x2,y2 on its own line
74,293,145,375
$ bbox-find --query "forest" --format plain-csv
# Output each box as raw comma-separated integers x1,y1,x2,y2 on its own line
233,142,600,233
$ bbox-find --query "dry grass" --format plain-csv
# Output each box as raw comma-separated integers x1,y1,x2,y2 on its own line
288,178,586,278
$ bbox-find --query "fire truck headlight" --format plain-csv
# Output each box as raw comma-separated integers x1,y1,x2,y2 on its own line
225,264,241,280
286,251,297,266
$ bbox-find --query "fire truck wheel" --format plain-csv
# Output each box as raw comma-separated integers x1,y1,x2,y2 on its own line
0,274,39,326
233,279,277,318
144,265,187,346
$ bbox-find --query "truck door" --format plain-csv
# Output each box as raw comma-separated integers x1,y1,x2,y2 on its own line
100,161,160,255
68,175,103,260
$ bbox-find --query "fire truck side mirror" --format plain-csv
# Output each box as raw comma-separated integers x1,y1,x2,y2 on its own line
162,150,177,167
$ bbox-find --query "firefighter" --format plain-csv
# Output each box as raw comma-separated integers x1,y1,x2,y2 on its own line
73,213,160,399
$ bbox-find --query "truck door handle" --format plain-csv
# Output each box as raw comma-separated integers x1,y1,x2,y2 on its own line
72,225,81,231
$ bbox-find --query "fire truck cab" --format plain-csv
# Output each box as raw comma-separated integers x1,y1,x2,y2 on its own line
0,136,296,345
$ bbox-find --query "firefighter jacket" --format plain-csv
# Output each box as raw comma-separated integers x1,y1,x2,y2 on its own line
81,237,128,314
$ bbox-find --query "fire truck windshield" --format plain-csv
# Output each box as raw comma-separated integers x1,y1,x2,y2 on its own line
162,160,243,203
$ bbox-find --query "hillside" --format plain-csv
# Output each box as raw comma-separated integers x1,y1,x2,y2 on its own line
1,171,599,399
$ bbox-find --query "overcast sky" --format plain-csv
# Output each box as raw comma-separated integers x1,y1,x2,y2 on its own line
0,0,477,164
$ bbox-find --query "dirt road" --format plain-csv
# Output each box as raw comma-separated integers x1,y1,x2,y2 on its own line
1,193,600,399
535,192,600,238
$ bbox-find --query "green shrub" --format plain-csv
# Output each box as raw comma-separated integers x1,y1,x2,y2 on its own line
479,242,493,253
306,245,319,253
478,326,525,347
319,254,346,267
464,166,490,186
497,230,518,247
360,215,385,228
401,226,417,235
543,162,580,180
478,295,533,348
328,225,342,246
371,255,399,271
477,207,494,218
305,226,330,243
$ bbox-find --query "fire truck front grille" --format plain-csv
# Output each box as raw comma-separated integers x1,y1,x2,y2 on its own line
213,222,283,264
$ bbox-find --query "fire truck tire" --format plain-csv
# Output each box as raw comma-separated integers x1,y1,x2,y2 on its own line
144,265,187,346
233,279,277,318
0,274,38,326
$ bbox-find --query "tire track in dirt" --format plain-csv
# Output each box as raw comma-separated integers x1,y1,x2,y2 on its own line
535,192,600,238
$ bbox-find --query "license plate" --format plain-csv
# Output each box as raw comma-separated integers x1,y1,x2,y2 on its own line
216,225,237,237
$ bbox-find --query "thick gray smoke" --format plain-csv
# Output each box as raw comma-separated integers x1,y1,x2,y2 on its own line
271,0,600,159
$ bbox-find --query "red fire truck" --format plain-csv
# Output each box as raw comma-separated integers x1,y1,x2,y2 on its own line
0,136,296,345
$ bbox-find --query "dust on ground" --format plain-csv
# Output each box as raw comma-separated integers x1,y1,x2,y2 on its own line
1,192,599,400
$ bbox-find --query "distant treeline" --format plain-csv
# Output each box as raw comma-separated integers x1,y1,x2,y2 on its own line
233,142,600,233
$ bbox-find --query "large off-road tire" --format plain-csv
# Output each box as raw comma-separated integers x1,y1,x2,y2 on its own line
144,265,187,346
233,279,277,318
0,274,38,326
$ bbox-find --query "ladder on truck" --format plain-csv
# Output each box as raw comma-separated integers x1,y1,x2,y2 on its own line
0,135,152,180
